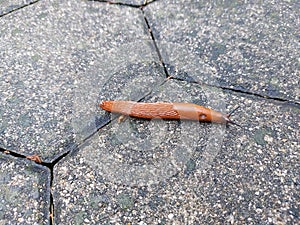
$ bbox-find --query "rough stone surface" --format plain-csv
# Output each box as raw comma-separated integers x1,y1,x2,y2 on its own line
144,0,300,103
0,0,152,161
1,0,299,224
0,153,50,225
53,78,299,224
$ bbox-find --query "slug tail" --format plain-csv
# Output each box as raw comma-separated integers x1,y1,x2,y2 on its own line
228,106,240,116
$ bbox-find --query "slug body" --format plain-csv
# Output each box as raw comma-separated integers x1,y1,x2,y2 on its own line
100,100,232,124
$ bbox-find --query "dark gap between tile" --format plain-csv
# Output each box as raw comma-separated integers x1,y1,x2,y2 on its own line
0,0,40,17
87,0,151,8
169,77,300,108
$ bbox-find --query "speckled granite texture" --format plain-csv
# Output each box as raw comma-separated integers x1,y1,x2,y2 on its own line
0,0,299,224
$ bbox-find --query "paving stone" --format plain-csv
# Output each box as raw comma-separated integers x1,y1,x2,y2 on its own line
53,79,226,224
73,80,228,186
202,93,299,224
0,0,154,161
1,0,299,224
0,153,50,225
53,78,299,224
144,0,300,103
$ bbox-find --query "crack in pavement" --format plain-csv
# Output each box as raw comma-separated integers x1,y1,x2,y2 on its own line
87,0,157,8
141,5,300,108
169,76,300,108
1,0,299,223
0,0,40,17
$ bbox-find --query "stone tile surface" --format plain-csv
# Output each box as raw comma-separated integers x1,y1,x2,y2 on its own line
53,78,299,224
0,0,153,161
1,0,299,224
0,153,50,225
145,0,300,103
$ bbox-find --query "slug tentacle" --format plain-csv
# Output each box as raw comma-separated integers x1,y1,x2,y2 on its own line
226,106,241,126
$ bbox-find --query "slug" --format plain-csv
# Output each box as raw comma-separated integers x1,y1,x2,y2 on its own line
99,100,238,125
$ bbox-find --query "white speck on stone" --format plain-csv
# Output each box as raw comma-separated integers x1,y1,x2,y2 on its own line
168,213,174,220
264,135,273,143
18,217,25,223
228,214,234,224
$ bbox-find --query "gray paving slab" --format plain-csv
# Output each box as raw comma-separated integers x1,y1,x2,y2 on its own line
0,0,155,161
0,0,38,16
1,0,299,224
53,78,299,224
144,0,300,103
0,153,50,225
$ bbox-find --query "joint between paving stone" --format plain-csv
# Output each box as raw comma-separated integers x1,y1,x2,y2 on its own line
168,76,300,108
141,9,170,78
88,0,155,8
0,0,40,17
